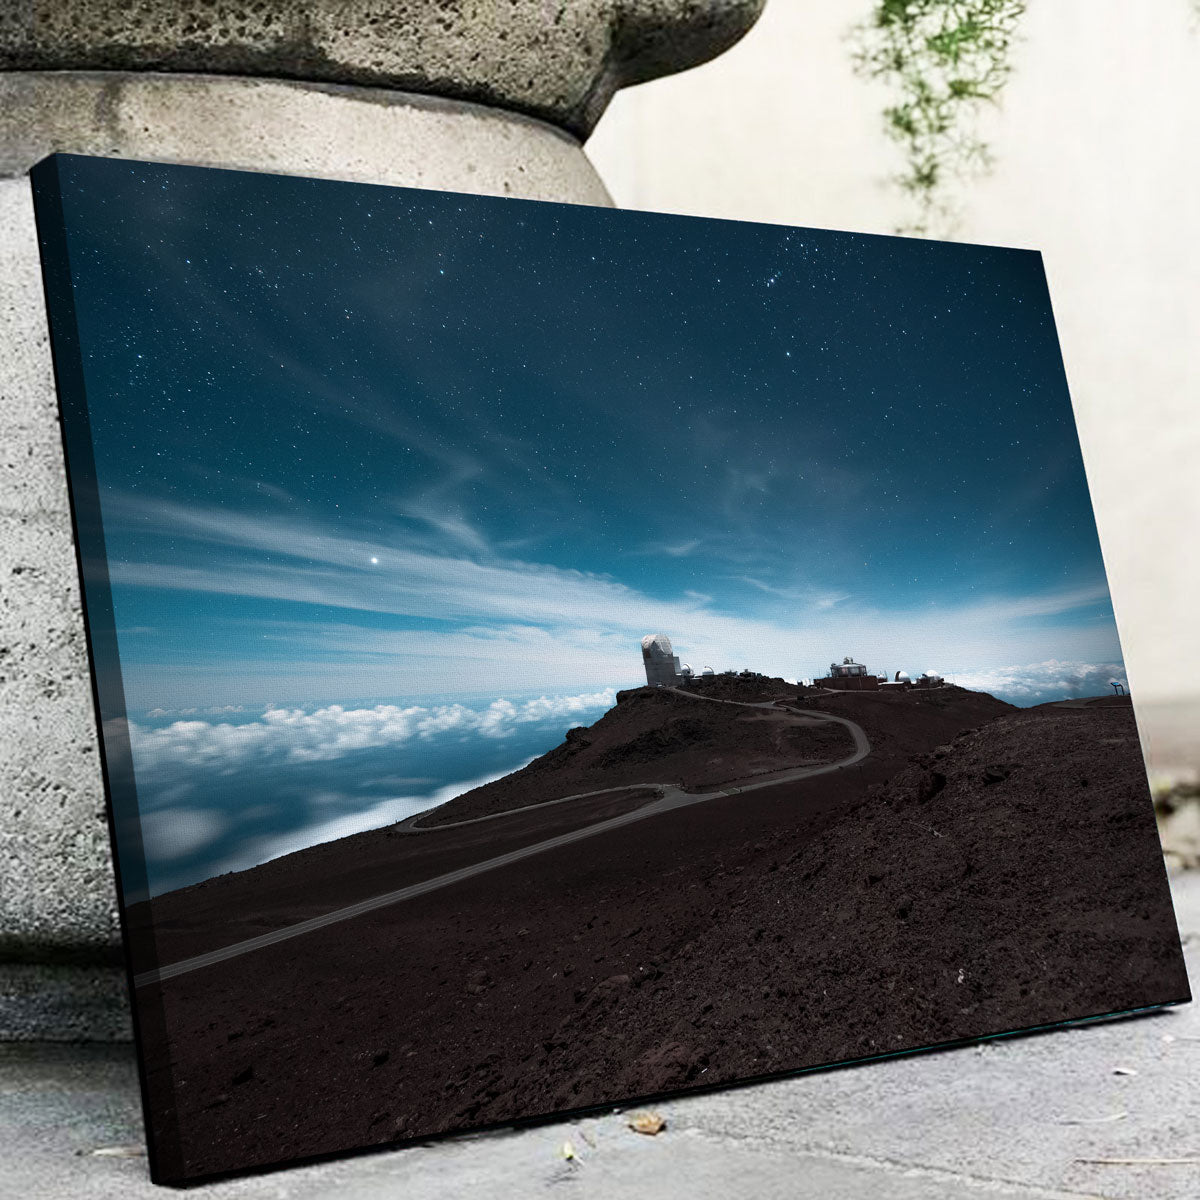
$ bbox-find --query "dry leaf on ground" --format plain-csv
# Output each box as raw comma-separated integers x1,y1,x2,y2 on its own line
627,1111,667,1136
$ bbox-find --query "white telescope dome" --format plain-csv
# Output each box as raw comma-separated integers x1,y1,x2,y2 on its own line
641,633,674,655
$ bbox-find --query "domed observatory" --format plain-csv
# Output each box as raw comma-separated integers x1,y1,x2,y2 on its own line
641,634,681,687
819,656,882,691
879,669,912,690
830,656,869,679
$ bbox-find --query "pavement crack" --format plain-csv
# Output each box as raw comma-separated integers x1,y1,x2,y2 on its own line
678,1128,1109,1199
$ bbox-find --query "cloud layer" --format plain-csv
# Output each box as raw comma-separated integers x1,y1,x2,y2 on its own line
952,659,1129,702
130,688,617,776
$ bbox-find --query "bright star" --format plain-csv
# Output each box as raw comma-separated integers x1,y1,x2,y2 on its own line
370,556,379,565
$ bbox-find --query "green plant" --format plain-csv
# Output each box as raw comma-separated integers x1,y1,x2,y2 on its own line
851,0,1027,235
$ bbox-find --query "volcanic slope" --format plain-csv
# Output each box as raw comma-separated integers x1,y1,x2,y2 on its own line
506,697,1187,1113
423,682,1016,827
136,695,1184,1181
128,683,1007,970
418,683,853,826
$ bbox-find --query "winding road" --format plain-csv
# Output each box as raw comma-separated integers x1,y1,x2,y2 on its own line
133,691,870,989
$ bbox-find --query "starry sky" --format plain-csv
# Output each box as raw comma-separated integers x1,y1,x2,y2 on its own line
44,155,1127,893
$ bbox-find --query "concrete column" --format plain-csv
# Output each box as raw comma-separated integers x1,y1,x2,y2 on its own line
0,0,765,1040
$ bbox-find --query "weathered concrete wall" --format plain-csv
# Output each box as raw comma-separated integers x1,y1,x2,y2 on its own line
0,2,766,1039
0,73,619,198
0,0,765,138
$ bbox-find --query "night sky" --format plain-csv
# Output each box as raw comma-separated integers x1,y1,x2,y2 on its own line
47,155,1126,893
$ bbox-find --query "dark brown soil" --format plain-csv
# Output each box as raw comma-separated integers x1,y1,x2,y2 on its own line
670,673,797,703
129,692,1186,1184
126,787,660,967
788,684,1019,756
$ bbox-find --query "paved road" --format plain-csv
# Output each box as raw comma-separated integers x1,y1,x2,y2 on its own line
133,693,870,989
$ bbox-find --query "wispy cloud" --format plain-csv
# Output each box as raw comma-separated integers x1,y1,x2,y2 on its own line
732,576,851,613
733,575,847,607
393,458,490,554
203,762,535,885
147,704,246,718
953,583,1114,623
657,538,703,558
105,494,1121,709
814,593,851,611
140,807,227,863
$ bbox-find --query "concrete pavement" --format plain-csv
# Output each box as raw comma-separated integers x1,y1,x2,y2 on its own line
6,874,1197,1199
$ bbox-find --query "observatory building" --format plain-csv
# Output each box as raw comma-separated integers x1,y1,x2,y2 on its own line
641,633,682,687
818,656,882,691
816,658,946,692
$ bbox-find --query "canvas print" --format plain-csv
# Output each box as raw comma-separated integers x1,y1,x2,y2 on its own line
32,152,1187,1184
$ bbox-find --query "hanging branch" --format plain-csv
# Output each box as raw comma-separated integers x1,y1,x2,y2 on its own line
850,0,1027,236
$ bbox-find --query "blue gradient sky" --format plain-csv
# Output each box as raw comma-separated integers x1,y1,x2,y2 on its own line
51,157,1126,893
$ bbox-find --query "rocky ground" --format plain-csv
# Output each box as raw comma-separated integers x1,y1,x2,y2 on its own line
122,689,1182,1184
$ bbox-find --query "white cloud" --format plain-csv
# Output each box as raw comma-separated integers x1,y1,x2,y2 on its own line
953,584,1114,623
193,762,535,886
139,807,228,863
103,495,1122,710
659,539,702,557
395,462,490,554
952,659,1129,699
146,704,246,718
734,577,851,610
128,688,618,775
813,593,851,611
734,575,808,600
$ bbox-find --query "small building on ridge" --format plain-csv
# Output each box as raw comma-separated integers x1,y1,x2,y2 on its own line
817,656,882,691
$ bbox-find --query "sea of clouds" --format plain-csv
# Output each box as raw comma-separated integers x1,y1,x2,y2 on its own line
951,659,1128,705
121,661,1130,898
123,688,619,896
130,688,617,775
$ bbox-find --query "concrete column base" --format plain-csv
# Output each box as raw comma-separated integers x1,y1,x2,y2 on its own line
0,965,130,1041
0,72,615,200
0,70,615,1040
0,0,766,1043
